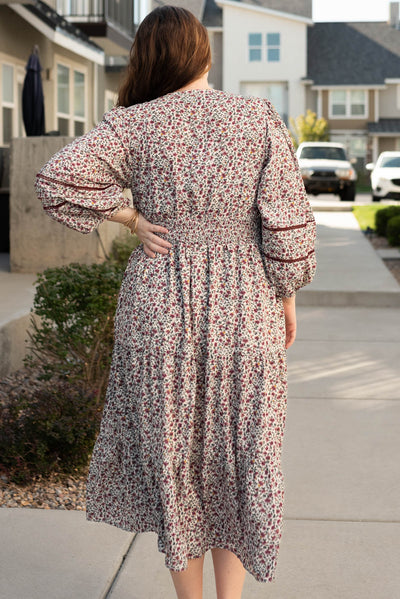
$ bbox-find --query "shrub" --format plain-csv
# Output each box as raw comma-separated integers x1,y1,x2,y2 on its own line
111,231,141,267
26,261,124,401
386,215,400,247
1,235,142,481
0,373,101,483
375,206,400,237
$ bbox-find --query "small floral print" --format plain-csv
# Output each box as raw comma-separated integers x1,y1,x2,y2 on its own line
35,88,316,582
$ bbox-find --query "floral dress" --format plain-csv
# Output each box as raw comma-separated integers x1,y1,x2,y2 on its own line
35,88,316,583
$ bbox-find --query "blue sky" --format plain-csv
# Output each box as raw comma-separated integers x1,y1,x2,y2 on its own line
313,0,390,22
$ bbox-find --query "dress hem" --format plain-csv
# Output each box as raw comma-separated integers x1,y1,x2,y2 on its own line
85,511,279,584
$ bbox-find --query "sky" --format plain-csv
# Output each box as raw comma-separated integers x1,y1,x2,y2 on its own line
313,0,390,22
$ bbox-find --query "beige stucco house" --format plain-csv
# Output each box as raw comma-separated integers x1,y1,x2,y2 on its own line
304,2,400,163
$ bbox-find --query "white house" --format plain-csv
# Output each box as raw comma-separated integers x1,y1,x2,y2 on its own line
215,0,312,123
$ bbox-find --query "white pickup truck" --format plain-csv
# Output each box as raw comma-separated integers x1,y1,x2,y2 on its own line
296,142,357,202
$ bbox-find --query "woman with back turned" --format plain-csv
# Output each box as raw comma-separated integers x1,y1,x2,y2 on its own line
36,6,316,598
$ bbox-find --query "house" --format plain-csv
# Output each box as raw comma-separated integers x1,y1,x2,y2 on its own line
304,2,400,163
0,0,105,146
153,0,312,124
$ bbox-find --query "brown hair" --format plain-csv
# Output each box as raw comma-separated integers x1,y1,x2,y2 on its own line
117,6,211,106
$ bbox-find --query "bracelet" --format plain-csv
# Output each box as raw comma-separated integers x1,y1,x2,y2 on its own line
125,209,139,235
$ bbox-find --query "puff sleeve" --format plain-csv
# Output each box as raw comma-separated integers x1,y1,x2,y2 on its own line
256,101,317,297
35,107,136,234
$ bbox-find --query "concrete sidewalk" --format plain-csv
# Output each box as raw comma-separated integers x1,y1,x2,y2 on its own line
1,212,400,598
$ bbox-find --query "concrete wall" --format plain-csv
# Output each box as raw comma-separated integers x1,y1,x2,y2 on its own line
221,4,308,119
10,136,122,273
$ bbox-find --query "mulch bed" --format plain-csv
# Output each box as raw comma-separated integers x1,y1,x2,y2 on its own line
0,367,88,511
0,471,86,510
1,232,399,511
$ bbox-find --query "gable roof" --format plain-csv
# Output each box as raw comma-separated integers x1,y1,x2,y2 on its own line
151,0,206,21
225,0,311,19
307,22,400,86
152,0,311,28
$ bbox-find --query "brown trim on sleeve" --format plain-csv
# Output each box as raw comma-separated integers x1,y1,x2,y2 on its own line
36,173,115,192
264,248,315,263
262,220,314,232
43,201,67,210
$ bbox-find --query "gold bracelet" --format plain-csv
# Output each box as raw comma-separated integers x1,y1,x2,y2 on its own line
125,209,139,235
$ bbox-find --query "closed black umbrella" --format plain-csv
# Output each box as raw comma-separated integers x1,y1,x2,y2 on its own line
22,45,45,136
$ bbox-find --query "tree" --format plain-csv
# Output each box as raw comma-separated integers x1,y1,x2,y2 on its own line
290,110,329,149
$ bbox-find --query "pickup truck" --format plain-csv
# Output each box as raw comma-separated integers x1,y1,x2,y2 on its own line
296,142,357,202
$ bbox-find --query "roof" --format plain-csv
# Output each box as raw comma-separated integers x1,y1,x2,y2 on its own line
368,119,400,134
307,22,400,85
151,0,206,21
152,0,311,28
224,0,311,18
203,0,222,27
24,0,102,52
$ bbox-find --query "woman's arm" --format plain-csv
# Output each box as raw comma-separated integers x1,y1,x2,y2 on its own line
108,207,172,258
282,295,296,349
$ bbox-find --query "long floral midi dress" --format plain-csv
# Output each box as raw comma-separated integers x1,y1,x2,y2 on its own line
35,88,316,583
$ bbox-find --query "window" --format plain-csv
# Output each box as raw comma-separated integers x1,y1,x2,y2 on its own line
329,90,368,118
248,33,281,62
56,61,87,136
267,33,280,62
248,33,262,62
2,64,14,144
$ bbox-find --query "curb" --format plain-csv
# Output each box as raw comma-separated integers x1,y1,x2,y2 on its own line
297,289,400,308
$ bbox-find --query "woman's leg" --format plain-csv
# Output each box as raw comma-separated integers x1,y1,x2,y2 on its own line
170,554,205,599
211,548,246,599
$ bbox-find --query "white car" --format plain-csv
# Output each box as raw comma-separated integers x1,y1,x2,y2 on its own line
296,142,357,201
366,152,400,202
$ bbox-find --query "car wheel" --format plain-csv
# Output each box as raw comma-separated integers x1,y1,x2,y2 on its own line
372,195,380,202
340,185,356,202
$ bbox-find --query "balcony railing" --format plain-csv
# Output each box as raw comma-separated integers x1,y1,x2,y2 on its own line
57,0,134,37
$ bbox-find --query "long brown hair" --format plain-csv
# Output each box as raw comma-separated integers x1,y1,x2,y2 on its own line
118,6,211,106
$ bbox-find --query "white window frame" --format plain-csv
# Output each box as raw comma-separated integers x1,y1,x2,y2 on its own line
329,89,368,119
266,33,280,62
54,56,88,137
0,56,25,146
247,32,281,63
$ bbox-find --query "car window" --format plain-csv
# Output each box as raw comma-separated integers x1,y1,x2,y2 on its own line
299,147,347,160
380,156,400,168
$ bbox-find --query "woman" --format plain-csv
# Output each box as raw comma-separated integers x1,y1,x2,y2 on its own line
35,6,316,598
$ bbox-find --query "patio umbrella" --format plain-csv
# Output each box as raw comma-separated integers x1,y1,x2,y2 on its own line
22,45,45,136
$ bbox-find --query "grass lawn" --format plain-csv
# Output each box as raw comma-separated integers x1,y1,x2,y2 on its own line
352,205,383,231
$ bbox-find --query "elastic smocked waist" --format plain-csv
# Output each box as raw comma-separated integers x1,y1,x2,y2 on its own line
149,211,262,246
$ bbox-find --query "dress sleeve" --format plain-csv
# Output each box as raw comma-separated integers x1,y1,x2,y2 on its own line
256,101,317,297
35,107,135,234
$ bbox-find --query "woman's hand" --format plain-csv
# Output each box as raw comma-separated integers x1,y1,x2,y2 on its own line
282,295,296,349
135,213,172,258
108,207,172,258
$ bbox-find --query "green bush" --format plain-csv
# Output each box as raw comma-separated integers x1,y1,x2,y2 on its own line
0,374,101,483
386,215,400,246
375,206,400,237
26,261,124,400
111,231,141,266
1,235,142,481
